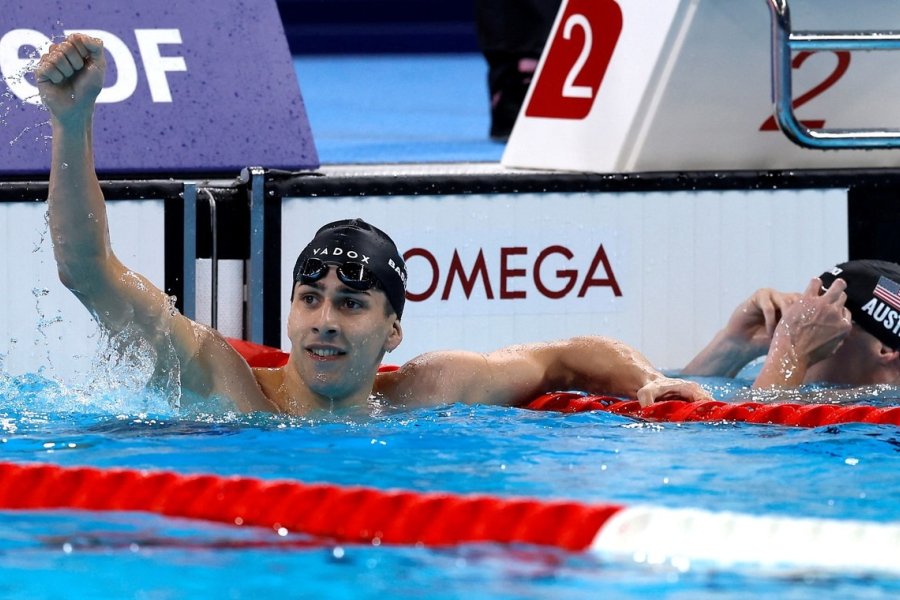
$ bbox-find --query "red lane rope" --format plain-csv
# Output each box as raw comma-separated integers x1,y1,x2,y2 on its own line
7,462,897,573
226,339,900,427
226,338,290,368
0,462,622,551
523,393,900,427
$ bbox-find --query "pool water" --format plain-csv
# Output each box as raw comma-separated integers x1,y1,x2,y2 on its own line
1,369,899,598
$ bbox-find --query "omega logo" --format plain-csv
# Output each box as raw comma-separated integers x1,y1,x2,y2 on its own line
403,245,622,302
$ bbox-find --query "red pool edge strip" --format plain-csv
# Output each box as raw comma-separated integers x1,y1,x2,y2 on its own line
0,462,622,552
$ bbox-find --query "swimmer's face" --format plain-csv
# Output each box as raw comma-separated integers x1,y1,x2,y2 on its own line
805,323,886,385
287,270,402,401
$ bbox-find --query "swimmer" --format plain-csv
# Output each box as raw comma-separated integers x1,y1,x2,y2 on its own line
37,33,709,414
684,260,900,388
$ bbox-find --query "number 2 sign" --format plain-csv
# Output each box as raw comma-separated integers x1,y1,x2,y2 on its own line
759,50,851,131
525,0,623,120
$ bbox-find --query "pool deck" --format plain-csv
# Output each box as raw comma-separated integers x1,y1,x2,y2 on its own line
293,54,506,166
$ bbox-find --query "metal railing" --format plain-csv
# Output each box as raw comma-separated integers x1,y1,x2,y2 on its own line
767,0,900,148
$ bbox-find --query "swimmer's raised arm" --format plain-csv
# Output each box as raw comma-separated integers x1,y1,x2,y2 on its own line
682,287,800,378
37,34,271,411
377,336,710,408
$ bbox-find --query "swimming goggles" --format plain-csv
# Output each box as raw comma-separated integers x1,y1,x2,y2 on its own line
296,257,379,291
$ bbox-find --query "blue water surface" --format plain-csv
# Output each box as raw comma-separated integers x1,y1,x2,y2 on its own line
1,367,899,598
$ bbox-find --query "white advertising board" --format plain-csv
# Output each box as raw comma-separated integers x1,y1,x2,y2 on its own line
281,189,847,370
504,0,900,172
0,201,165,380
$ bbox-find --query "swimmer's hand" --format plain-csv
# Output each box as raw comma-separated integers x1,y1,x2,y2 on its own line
682,286,800,378
35,33,106,121
777,277,852,366
725,287,801,356
636,376,711,408
753,277,852,389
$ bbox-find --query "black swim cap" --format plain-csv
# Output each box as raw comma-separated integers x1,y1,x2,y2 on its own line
820,259,900,349
293,219,407,318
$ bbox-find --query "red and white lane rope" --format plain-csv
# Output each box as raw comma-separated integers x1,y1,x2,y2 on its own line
524,393,900,427
1,462,898,574
593,506,900,574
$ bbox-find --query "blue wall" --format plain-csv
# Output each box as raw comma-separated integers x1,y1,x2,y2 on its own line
275,0,479,54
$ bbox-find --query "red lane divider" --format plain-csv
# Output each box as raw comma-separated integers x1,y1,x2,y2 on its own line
227,338,290,368
0,462,622,551
522,393,900,427
7,461,898,574
226,339,900,427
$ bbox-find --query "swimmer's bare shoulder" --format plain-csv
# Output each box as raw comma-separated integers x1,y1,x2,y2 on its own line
176,324,277,412
373,351,502,408
372,357,436,407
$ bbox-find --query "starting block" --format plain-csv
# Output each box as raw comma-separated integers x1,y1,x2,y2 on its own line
503,0,900,172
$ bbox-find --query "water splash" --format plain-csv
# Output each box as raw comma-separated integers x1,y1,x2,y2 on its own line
0,30,63,148
73,324,182,415
32,209,50,254
30,285,60,372
0,322,180,420
165,294,179,317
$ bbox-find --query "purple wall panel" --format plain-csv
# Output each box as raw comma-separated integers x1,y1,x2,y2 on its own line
1,0,319,174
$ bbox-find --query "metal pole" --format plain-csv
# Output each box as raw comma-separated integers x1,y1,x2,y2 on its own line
246,167,266,343
182,182,197,320
200,188,218,329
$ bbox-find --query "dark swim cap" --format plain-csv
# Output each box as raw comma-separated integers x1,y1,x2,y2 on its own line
293,219,407,318
820,259,900,349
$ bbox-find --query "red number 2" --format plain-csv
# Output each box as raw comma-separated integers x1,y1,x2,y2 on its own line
760,50,851,131
525,0,623,120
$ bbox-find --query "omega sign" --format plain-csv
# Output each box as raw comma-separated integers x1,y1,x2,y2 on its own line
403,244,621,302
